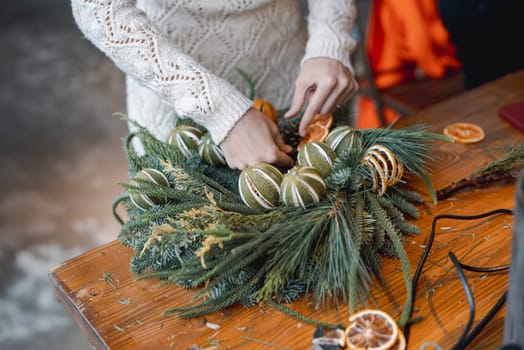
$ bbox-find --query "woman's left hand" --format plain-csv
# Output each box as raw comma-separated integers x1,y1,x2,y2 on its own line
284,57,359,136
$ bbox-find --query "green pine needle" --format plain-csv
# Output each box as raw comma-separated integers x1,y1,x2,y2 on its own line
112,117,446,328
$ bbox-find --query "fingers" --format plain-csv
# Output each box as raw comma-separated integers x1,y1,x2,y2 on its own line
298,75,360,136
299,84,334,136
220,109,294,170
320,74,360,114
273,129,294,154
224,146,293,170
272,151,294,169
284,82,308,119
343,77,359,102
335,78,359,110
319,78,349,115
259,122,294,168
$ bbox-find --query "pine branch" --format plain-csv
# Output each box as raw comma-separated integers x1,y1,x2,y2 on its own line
437,144,524,200
113,122,442,322
386,190,420,219
366,192,412,329
269,301,339,329
165,265,267,318
122,132,144,174
437,169,520,200
348,195,365,314
256,204,341,302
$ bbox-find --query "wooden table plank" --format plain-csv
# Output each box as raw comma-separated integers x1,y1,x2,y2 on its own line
50,70,524,349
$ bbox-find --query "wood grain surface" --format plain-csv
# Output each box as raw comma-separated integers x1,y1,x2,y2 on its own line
50,70,524,350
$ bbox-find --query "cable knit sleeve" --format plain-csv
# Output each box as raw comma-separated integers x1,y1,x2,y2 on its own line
303,0,357,73
70,0,252,144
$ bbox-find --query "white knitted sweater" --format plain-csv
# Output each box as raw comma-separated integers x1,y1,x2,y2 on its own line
71,0,356,144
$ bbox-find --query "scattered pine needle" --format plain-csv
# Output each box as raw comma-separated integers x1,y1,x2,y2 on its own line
102,272,117,289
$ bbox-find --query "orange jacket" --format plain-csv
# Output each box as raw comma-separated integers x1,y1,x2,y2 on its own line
357,0,461,128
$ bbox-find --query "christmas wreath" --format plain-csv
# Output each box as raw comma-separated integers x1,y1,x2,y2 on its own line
112,107,447,332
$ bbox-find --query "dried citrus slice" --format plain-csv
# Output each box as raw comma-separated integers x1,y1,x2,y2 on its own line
392,331,406,350
345,309,399,350
363,156,388,195
254,99,279,124
366,145,403,186
443,122,485,144
297,113,334,150
311,113,334,130
298,125,330,150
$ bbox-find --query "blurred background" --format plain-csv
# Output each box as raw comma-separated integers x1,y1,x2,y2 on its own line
1,1,128,349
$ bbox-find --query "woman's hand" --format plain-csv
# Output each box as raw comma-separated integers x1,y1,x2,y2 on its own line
284,57,359,136
220,109,294,170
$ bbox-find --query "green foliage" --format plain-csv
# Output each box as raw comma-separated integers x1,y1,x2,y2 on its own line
476,143,524,175
113,115,443,328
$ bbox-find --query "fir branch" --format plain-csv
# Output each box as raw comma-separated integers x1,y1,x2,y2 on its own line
272,279,306,304
114,122,439,322
174,232,272,288
376,195,411,231
269,301,339,329
393,187,425,204
347,193,375,312
437,170,519,200
136,270,174,281
347,204,363,314
360,244,382,277
136,125,191,167
122,132,144,174
256,205,333,302
387,190,420,219
436,144,524,200
118,180,204,203
131,201,211,222
366,192,412,329
165,265,267,318
477,143,524,174
160,159,244,206
111,192,129,225
369,199,386,249
391,218,421,236
315,199,372,309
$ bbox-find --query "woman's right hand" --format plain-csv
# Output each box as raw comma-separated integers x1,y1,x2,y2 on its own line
220,109,294,170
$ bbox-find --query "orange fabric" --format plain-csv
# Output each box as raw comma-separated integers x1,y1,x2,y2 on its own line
357,0,462,128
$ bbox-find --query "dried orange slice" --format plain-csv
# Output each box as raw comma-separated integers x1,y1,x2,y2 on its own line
392,331,406,350
297,113,334,150
254,99,279,124
311,113,334,130
345,309,399,350
443,122,485,144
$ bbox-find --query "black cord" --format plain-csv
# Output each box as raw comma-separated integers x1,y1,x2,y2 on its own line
462,291,507,348
458,262,510,273
404,208,514,347
449,252,476,350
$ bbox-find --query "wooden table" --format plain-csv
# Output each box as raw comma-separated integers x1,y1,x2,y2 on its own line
50,70,524,350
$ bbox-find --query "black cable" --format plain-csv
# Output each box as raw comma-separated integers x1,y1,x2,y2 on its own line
458,262,510,273
449,252,476,350
404,208,514,346
461,291,507,348
448,252,475,350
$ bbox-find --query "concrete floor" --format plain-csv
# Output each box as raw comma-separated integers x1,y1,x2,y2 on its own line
1,2,129,349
